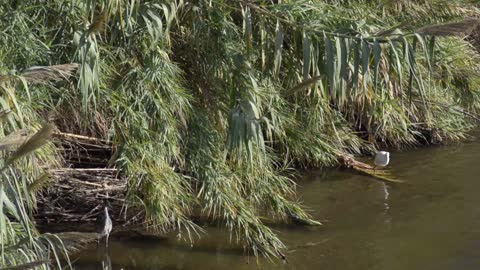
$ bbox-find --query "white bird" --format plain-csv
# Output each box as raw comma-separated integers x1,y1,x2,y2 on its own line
374,151,390,169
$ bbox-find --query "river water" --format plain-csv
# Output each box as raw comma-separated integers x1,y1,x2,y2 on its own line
72,140,480,270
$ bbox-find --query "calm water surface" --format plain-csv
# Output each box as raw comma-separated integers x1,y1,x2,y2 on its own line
73,141,480,269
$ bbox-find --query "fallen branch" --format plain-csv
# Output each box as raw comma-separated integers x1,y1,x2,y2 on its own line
53,131,110,144
50,168,117,172
21,63,79,83
338,153,403,183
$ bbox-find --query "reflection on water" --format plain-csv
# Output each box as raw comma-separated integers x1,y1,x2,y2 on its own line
101,252,112,270
73,141,480,270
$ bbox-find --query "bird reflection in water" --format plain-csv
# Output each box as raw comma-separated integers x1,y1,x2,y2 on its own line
374,151,392,225
101,252,112,270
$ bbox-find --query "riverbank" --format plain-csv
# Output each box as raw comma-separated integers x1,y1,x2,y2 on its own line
2,1,480,267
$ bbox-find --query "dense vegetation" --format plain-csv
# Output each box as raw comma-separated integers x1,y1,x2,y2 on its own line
1,0,480,267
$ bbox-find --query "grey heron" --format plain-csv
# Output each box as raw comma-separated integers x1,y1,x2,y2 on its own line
96,200,112,247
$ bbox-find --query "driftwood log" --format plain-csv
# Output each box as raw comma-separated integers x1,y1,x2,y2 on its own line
338,153,402,183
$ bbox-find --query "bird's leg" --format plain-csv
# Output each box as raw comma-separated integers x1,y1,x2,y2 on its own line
105,233,109,248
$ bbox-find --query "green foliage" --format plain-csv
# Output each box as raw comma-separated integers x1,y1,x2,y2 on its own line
1,0,480,263
0,120,68,268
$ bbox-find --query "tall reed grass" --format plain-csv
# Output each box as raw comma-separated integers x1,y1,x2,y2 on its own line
1,0,480,263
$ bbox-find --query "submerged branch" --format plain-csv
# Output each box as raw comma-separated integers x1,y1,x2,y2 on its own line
338,154,403,183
